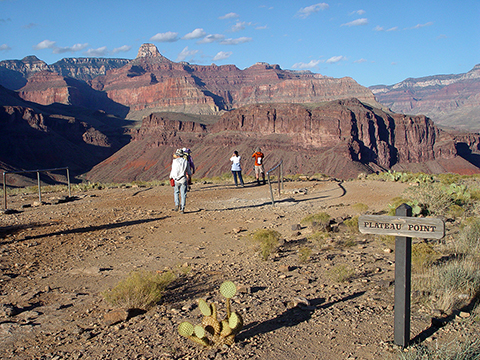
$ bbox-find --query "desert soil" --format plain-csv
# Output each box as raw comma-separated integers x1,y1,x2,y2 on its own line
0,178,477,360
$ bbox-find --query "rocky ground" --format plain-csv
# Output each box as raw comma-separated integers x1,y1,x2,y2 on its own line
0,178,478,359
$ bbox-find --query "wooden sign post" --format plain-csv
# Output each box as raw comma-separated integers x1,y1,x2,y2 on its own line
358,205,445,347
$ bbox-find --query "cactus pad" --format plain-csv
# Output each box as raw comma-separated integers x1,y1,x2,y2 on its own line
220,281,237,299
178,321,194,337
220,319,232,337
198,299,212,316
228,311,243,332
194,325,206,339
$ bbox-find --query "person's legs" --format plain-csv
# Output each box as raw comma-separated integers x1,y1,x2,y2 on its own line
238,171,244,186
173,181,180,210
232,171,238,186
179,182,187,212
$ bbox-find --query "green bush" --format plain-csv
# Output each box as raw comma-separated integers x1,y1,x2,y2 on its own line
301,212,331,230
427,258,480,313
329,264,355,282
102,270,176,310
455,217,480,257
298,247,312,263
411,242,439,272
352,203,369,214
343,216,359,233
250,229,282,261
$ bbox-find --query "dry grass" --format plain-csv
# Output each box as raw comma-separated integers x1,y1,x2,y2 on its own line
102,270,176,310
249,229,282,261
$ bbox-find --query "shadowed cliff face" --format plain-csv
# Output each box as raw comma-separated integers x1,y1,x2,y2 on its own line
85,99,479,183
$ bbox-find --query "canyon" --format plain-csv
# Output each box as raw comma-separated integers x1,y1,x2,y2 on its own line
1,44,479,185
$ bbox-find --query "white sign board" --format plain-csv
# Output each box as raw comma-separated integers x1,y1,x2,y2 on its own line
358,215,445,239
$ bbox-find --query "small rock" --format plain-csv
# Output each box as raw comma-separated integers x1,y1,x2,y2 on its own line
103,308,130,326
291,224,301,231
383,248,393,253
458,311,470,319
237,285,251,294
0,304,17,317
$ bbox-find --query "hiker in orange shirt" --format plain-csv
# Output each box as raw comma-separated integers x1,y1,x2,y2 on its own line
252,147,266,185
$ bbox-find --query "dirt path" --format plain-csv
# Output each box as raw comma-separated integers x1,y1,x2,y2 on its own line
0,179,477,359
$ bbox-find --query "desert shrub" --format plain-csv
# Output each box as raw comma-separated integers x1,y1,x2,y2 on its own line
455,217,480,257
102,270,175,310
448,204,465,219
428,258,480,313
298,247,312,263
469,187,480,202
335,237,356,249
352,203,369,214
343,216,359,233
329,264,355,282
308,231,330,250
250,229,282,261
403,183,457,216
301,211,331,231
411,242,439,272
387,197,423,216
397,336,480,360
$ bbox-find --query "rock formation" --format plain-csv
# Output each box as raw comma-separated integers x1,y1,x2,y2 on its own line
85,99,480,183
2,44,381,119
0,85,129,184
370,64,480,130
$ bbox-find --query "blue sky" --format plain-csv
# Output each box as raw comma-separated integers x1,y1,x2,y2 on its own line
1,0,479,87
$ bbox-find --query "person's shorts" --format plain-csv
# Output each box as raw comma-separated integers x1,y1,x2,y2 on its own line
254,165,264,176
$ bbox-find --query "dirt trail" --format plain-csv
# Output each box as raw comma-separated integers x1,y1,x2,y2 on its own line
0,179,477,359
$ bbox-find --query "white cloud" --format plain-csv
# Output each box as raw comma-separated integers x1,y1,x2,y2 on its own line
198,34,225,44
292,59,321,69
213,51,232,61
219,12,239,20
150,31,179,42
183,28,207,40
326,55,346,63
34,39,56,50
231,21,251,32
112,45,132,53
85,46,108,57
176,46,199,62
296,3,329,19
342,18,368,27
0,44,11,51
411,22,433,29
354,58,367,64
53,43,89,54
256,25,268,30
374,25,398,32
220,37,252,45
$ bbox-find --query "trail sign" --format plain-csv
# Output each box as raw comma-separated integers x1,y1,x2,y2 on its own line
358,215,445,240
358,206,445,347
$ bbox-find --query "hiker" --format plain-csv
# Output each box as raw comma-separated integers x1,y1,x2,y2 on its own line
230,150,244,187
169,148,191,213
252,147,266,185
182,148,195,175
182,147,195,190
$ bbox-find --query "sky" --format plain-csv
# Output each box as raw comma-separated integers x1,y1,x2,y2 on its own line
1,0,479,87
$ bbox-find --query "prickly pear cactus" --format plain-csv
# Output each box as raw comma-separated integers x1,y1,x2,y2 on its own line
177,281,244,347
220,281,237,299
